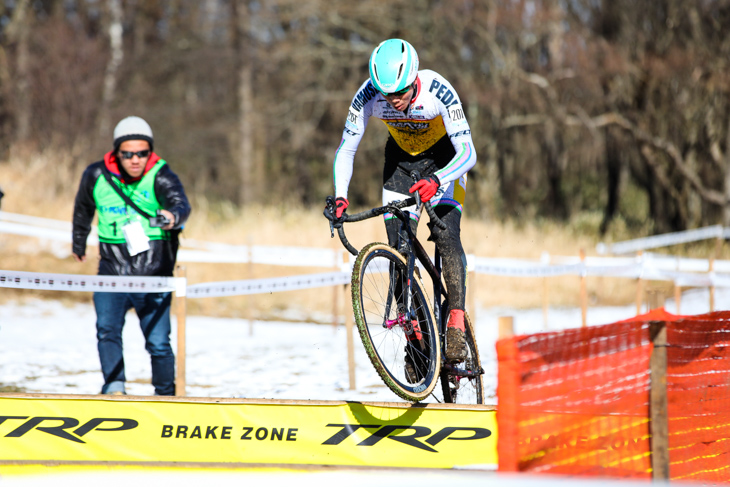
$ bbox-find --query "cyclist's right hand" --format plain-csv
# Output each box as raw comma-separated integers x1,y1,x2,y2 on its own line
324,196,348,227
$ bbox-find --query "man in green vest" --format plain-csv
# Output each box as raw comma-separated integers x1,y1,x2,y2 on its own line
72,116,191,396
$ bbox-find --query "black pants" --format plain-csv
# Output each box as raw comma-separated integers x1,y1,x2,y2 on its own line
382,136,467,312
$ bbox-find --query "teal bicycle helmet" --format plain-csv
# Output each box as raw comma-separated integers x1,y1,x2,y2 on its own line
368,39,419,95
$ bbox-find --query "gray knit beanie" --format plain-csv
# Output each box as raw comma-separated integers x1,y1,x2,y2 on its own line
113,116,154,151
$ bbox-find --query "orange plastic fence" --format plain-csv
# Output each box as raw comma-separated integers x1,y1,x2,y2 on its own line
497,308,730,481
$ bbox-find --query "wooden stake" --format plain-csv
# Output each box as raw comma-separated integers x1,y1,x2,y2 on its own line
636,251,644,316
541,251,550,330
674,284,681,315
580,249,587,327
674,256,681,315
345,284,356,390
647,289,665,310
247,235,254,336
498,316,514,339
709,237,721,312
468,265,477,329
333,246,340,332
649,320,669,480
175,265,187,397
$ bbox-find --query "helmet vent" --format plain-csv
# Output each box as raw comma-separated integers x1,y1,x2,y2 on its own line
397,64,403,78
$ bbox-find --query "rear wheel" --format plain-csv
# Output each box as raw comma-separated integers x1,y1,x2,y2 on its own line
440,312,484,404
351,243,440,402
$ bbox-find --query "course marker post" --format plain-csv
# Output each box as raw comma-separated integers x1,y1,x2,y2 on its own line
649,320,669,479
345,283,356,390
636,251,644,315
175,265,187,397
247,235,254,336
498,316,514,339
579,249,587,327
710,237,722,312
333,244,340,332
541,251,550,329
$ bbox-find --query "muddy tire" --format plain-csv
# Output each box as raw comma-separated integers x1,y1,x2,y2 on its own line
351,243,440,402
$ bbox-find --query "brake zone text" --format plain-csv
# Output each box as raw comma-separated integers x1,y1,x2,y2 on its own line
161,424,298,441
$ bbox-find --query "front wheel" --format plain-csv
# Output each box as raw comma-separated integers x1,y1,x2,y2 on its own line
351,243,440,402
440,311,484,404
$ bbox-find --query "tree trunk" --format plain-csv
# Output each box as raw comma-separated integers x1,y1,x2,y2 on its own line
11,0,31,142
232,0,255,205
98,0,124,137
723,119,730,227
601,128,623,235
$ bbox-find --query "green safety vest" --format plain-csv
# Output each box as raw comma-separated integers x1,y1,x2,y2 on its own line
94,160,168,244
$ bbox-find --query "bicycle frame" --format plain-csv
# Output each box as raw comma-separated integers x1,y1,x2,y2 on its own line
326,197,482,381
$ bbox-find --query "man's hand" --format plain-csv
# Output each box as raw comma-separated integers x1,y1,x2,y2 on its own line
334,197,349,220
409,175,441,202
160,209,175,230
72,253,86,263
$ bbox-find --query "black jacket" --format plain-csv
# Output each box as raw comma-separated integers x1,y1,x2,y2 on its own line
72,159,191,277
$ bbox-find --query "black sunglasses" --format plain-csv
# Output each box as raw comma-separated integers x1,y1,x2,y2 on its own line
119,150,150,159
381,85,412,97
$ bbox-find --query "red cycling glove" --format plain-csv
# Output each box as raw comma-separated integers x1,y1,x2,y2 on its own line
335,197,349,219
409,175,441,202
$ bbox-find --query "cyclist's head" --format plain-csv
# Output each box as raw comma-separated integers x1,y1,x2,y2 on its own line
368,39,419,96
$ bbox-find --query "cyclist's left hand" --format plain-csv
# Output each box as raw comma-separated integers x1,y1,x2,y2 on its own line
409,175,440,202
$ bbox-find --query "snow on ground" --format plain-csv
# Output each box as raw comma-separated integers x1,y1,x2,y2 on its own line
0,287,726,402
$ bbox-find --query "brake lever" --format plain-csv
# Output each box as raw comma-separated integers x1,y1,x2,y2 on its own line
410,170,422,211
324,195,336,238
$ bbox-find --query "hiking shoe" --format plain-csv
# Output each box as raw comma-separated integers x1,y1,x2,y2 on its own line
445,326,467,363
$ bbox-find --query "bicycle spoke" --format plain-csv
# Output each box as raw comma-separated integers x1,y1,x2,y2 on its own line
352,244,440,401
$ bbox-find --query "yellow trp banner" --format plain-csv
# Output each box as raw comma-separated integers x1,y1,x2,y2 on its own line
0,396,497,469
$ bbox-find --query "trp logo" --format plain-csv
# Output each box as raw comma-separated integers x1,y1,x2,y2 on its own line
323,424,491,453
0,416,138,443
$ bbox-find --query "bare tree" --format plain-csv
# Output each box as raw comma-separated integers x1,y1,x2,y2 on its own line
98,0,124,136
5,0,31,143
232,0,255,205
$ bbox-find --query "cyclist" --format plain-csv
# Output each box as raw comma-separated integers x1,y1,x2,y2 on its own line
330,39,477,367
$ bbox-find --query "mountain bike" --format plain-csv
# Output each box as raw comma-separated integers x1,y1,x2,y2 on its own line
324,186,484,404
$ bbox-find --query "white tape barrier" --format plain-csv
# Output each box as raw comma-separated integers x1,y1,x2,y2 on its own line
0,269,176,293
186,271,350,298
3,260,730,298
0,210,73,231
0,269,349,296
0,221,98,246
3,210,730,286
597,225,727,255
181,240,343,268
551,253,730,274
0,212,340,267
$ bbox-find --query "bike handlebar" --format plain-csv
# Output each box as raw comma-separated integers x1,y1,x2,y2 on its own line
324,192,447,256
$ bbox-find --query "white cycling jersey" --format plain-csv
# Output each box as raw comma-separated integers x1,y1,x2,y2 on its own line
333,69,476,199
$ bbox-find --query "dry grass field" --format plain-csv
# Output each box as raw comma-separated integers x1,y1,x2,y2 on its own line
0,154,719,321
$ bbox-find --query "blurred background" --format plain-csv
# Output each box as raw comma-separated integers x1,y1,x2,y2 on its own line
1,0,728,232
1,0,729,316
